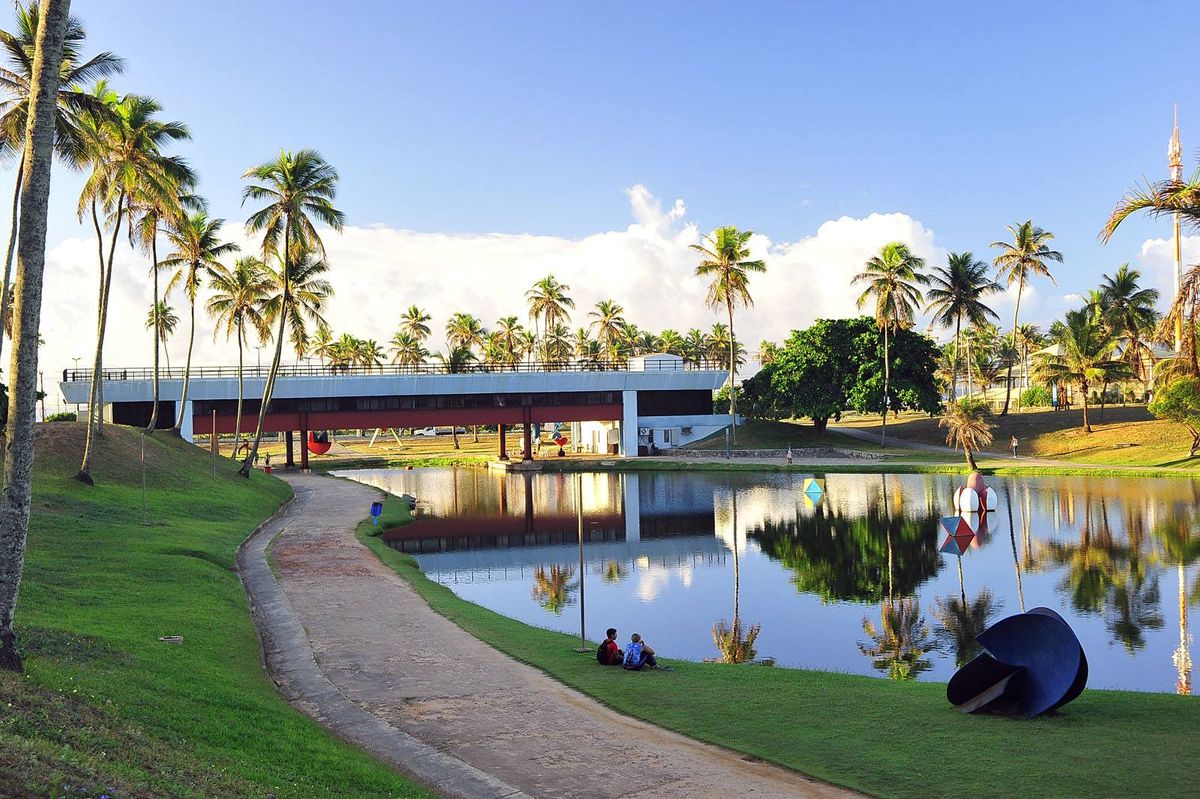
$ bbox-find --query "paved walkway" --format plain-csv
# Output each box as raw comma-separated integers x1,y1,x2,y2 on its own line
249,473,857,799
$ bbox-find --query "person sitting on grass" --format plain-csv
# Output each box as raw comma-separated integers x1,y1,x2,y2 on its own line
596,627,623,666
622,633,657,670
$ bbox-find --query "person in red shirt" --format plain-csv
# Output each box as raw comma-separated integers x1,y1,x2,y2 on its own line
597,627,623,665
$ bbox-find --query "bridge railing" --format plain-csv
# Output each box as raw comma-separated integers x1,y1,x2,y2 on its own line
62,358,727,382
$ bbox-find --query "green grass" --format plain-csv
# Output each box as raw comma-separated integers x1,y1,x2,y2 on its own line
1,422,430,799
357,491,1199,799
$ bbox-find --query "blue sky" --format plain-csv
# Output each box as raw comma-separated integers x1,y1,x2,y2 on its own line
29,1,1200,377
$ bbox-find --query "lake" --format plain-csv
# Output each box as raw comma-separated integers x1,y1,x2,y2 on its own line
340,467,1199,693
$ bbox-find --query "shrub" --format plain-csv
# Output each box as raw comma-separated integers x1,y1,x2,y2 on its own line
1019,386,1052,407
44,411,77,422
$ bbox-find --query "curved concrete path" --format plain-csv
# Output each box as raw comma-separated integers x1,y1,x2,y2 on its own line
245,472,858,799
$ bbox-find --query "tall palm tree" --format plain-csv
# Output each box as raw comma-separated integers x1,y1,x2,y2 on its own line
1099,264,1160,386
388,330,427,367
434,345,476,374
939,397,994,471
0,2,122,360
853,241,927,445
75,92,190,483
206,257,270,458
991,221,1062,415
659,329,685,356
158,211,237,433
144,300,178,369
588,299,625,358
494,315,524,366
131,178,199,432
0,0,74,673
310,320,333,365
571,327,591,360
541,322,571,365
446,311,486,353
526,275,574,345
1103,166,1200,372
239,149,344,476
1034,309,1133,432
925,252,1000,400
756,339,779,366
400,304,431,342
360,338,385,371
683,328,707,364
691,226,765,443
1015,323,1042,395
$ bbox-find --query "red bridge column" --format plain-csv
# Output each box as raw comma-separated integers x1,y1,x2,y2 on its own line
522,413,532,462
285,430,295,470
300,418,310,472
498,424,508,460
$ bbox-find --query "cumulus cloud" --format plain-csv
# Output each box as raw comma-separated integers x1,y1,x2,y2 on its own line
1133,233,1200,310
39,185,955,407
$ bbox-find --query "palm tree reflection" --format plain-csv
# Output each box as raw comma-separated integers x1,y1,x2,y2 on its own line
1155,506,1200,695
934,553,998,668
532,564,577,615
600,560,628,584
712,484,763,664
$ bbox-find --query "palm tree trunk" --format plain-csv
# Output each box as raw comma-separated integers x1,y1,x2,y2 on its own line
147,234,161,431
1007,483,1026,612
0,156,25,363
240,224,291,477
232,331,244,460
1081,380,1091,433
0,0,72,672
952,314,961,403
173,279,197,432
77,190,125,484
727,300,737,444
881,323,889,447
1002,280,1024,416
965,443,978,471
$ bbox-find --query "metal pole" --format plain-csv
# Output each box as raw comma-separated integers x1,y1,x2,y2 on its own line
575,470,588,653
212,409,217,478
725,427,731,460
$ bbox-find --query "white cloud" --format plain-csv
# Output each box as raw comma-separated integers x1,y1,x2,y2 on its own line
37,186,956,406
1134,234,1200,311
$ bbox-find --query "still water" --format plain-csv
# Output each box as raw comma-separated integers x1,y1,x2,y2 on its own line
341,467,1200,693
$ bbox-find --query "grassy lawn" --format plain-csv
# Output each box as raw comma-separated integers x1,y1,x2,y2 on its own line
682,418,949,460
841,406,1200,468
356,491,1199,799
1,422,430,799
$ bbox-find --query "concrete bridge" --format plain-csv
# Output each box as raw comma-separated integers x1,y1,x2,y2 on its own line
59,353,731,466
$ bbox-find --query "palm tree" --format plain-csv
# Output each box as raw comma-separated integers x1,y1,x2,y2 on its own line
683,328,707,364
756,339,779,366
541,322,571,365
144,301,178,369
388,330,427,367
0,0,75,672
925,252,1000,401
1034,309,1133,432
571,327,591,360
853,241,927,445
446,312,486,353
434,345,477,374
360,338,385,371
588,299,624,358
310,320,333,365
526,275,574,344
1102,166,1200,370
1015,323,1042,395
75,92,190,483
400,304,431,342
239,149,345,476
0,2,122,360
939,398,994,471
159,211,238,433
713,487,761,663
494,315,524,366
691,226,766,443
659,329,685,356
992,221,1062,415
1099,264,1160,387
207,257,270,458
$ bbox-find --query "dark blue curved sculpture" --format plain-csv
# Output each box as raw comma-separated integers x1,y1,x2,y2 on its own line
947,607,1087,718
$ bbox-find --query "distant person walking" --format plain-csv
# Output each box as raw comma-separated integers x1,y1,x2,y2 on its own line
1010,436,1018,458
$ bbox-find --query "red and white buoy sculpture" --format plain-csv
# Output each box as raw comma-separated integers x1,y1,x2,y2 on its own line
952,471,997,513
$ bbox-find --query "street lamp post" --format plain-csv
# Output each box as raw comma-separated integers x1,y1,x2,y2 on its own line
574,471,589,653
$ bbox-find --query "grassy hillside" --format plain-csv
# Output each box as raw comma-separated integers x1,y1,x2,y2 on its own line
0,422,429,798
842,406,1200,467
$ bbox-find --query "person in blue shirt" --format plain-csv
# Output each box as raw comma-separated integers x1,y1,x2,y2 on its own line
622,633,658,670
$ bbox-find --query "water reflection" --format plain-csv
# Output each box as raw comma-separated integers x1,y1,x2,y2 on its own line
338,467,1200,693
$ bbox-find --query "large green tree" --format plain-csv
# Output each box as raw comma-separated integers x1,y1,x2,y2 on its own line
691,226,765,443
992,221,1062,415
1149,377,1200,457
239,149,344,477
1034,308,1132,433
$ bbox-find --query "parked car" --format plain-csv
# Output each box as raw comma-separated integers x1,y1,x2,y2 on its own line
414,426,439,436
